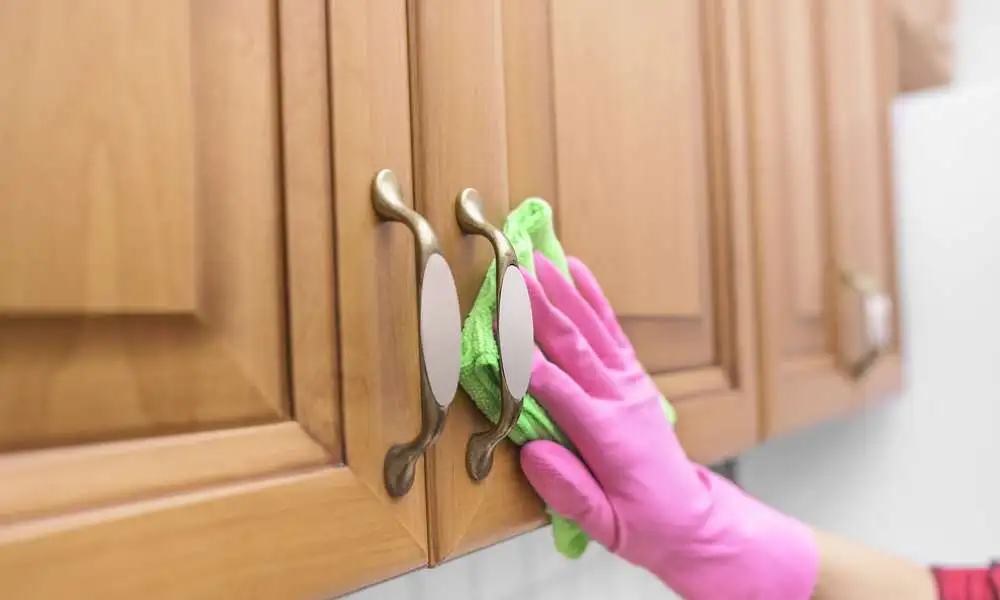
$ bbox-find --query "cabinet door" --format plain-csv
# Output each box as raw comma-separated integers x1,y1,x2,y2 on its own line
820,0,902,402
411,0,758,563
506,0,759,463
409,0,547,564
0,2,427,597
744,0,854,436
746,0,900,437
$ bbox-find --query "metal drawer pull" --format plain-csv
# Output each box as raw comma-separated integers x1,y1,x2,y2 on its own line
456,189,534,481
840,270,892,379
372,169,461,498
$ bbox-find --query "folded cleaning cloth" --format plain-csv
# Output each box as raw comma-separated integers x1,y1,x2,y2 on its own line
459,197,677,558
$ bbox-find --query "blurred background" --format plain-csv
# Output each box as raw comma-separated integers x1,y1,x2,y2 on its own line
347,0,1000,597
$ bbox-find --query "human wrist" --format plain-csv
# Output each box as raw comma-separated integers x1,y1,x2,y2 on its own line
812,530,937,600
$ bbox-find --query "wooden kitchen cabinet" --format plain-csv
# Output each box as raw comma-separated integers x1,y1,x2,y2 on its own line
0,0,903,595
744,0,901,438
0,1,429,597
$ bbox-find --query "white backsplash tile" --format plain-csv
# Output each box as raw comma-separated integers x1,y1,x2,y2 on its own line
341,528,679,600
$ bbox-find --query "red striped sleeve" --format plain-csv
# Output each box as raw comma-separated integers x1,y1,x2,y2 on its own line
933,565,998,600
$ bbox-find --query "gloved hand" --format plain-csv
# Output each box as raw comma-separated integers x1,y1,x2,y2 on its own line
519,253,818,600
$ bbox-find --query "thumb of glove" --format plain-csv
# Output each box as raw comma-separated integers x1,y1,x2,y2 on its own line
521,440,617,550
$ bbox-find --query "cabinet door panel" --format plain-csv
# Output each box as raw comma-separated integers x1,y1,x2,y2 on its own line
821,0,902,399
745,0,853,436
507,0,758,462
0,2,429,597
779,1,827,358
0,0,286,451
748,0,900,437
550,0,716,372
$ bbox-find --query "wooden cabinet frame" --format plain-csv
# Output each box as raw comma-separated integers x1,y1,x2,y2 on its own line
0,3,428,597
744,0,902,439
410,0,759,564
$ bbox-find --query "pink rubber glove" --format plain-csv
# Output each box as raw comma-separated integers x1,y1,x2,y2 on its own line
520,253,818,600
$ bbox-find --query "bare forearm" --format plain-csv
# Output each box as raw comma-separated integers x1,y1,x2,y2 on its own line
812,530,937,600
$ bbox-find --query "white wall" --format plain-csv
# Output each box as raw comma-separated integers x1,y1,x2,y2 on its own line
952,0,1000,87
740,0,1000,565
346,1,1000,597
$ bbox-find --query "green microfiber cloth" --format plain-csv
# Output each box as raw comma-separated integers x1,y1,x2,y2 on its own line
460,197,677,559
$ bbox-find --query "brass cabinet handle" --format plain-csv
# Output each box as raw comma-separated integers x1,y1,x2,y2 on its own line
839,270,893,380
372,169,462,498
455,189,534,481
